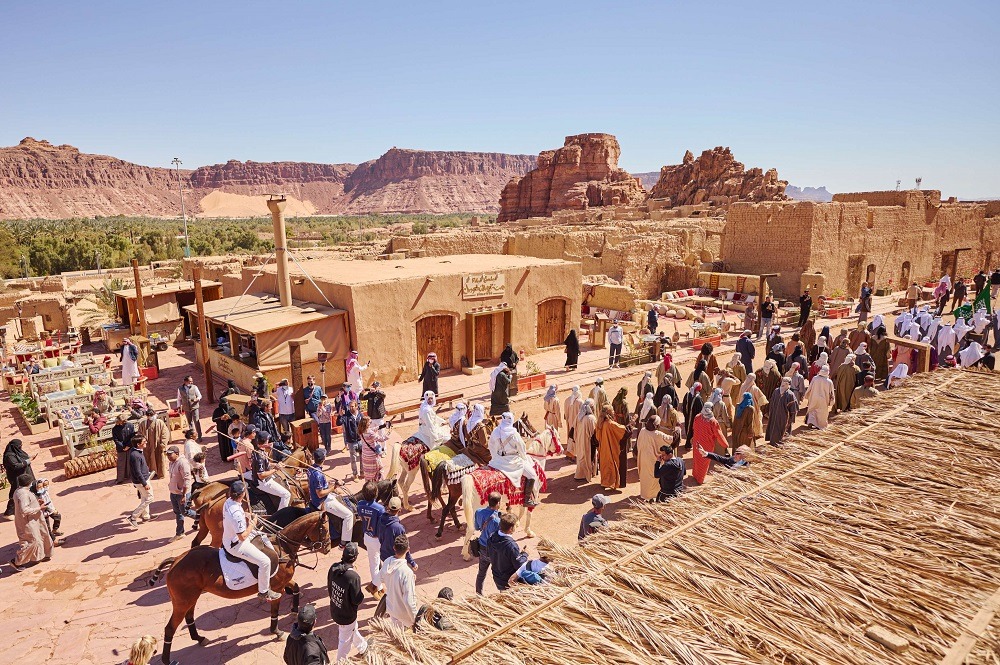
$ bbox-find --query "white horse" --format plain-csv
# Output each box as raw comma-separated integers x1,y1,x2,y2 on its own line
459,420,561,560
385,433,427,512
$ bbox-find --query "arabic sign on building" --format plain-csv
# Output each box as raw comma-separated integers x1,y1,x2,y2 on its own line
462,272,505,300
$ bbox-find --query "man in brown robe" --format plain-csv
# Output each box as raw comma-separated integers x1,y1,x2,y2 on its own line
799,321,817,358
10,473,53,571
137,408,171,480
829,338,851,374
832,354,859,413
596,406,627,491
848,324,870,351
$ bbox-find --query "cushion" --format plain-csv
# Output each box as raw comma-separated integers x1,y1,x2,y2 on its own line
43,358,58,368
59,379,76,391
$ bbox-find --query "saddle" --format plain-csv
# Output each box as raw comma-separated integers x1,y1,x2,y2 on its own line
223,534,280,581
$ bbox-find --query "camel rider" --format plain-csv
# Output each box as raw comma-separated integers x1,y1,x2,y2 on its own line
416,391,450,448
459,403,490,466
307,448,354,549
487,412,538,507
449,403,468,442
250,438,291,511
223,481,281,600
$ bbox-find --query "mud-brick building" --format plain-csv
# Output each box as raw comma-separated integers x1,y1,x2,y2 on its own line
244,254,582,383
720,190,1000,297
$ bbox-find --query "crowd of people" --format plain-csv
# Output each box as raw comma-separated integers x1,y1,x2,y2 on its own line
3,268,998,663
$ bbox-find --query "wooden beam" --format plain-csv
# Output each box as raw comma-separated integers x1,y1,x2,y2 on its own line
131,259,148,338
940,585,1000,665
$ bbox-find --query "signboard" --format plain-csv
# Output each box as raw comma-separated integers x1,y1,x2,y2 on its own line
462,272,505,300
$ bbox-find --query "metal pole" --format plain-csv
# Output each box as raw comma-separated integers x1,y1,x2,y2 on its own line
266,195,292,308
193,266,215,403
131,259,149,338
172,157,190,258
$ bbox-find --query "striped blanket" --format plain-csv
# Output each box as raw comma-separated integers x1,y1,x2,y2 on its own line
470,460,547,510
399,439,429,471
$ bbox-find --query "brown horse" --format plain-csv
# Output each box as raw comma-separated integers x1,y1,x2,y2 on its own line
194,477,401,549
148,510,330,665
420,418,494,531
190,468,309,547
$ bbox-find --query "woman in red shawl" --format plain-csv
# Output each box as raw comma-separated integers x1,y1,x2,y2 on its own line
691,401,728,484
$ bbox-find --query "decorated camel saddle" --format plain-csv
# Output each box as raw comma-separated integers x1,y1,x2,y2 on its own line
470,460,547,511
219,534,280,591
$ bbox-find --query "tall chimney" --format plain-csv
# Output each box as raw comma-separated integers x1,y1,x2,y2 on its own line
266,194,292,308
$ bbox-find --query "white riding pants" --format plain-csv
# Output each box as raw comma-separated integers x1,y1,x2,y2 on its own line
256,477,291,510
364,533,381,587
225,537,271,594
322,494,355,545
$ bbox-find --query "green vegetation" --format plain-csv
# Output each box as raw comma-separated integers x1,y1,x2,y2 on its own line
0,213,491,278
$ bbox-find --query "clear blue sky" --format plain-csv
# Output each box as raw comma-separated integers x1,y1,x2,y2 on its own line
2,1,998,197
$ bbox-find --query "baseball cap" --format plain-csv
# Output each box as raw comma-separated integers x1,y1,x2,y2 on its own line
592,494,609,508
297,603,316,627
312,447,327,462
230,480,246,496
388,496,402,511
342,542,359,563
166,445,180,455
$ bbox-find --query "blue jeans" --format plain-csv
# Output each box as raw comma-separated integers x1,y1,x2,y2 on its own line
345,436,360,477
318,421,332,451
475,549,491,595
169,493,188,536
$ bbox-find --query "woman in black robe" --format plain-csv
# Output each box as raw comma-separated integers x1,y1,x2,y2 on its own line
3,440,34,517
681,385,704,450
212,397,238,463
499,344,518,372
653,379,678,410
418,353,441,395
563,330,580,370
788,344,808,379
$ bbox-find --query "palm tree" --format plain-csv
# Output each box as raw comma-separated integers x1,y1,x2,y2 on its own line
77,277,128,328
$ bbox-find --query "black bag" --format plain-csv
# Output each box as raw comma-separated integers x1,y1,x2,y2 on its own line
470,538,482,558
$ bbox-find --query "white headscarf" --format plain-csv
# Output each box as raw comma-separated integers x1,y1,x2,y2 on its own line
700,401,716,421
888,364,909,386
762,358,778,374
727,353,742,369
817,351,829,368
421,390,436,407
855,342,867,355
871,314,884,331
489,362,507,392
449,402,467,429
895,311,912,334
490,412,517,445
817,336,828,348
466,403,485,433
937,324,956,356
819,365,831,377
959,342,985,367
578,398,595,421
639,394,656,421
953,317,972,343
844,353,857,366
740,373,756,395
939,274,952,289
908,321,921,340
973,309,989,334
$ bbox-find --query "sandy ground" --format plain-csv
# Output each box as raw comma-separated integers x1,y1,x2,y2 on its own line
0,298,902,664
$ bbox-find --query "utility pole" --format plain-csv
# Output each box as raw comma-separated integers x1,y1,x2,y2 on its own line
193,265,215,403
172,157,190,258
95,250,101,275
21,255,28,279
131,259,149,338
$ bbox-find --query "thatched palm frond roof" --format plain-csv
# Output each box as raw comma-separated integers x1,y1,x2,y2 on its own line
367,370,1000,665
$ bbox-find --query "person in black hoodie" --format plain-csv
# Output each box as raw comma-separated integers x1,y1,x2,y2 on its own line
282,603,329,665
417,353,440,396
327,542,367,662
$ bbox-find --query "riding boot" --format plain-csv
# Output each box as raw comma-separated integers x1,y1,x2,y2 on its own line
523,479,538,507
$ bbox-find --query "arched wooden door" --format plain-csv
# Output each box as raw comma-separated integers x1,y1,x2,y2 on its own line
536,299,566,348
416,315,454,369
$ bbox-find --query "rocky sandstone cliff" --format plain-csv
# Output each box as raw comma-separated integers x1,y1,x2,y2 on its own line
0,138,186,219
339,148,536,214
0,138,535,219
648,147,787,206
497,134,647,222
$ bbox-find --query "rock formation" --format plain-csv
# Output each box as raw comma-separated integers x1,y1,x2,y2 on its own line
338,148,535,214
647,147,787,207
497,134,647,222
0,138,535,219
785,184,833,202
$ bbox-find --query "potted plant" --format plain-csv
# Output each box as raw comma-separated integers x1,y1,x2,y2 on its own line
515,360,546,392
11,393,50,435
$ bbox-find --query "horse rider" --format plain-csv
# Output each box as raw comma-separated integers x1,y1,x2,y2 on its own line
487,412,538,507
416,391,451,448
307,448,354,549
223,480,281,600
250,436,291,511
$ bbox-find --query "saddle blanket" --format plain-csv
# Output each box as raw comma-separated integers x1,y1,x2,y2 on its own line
471,460,547,510
444,456,476,485
423,445,458,474
219,536,276,591
400,440,429,471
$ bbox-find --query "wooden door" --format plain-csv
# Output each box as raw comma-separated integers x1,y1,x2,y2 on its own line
474,314,493,362
416,315,453,369
846,255,865,295
536,299,566,348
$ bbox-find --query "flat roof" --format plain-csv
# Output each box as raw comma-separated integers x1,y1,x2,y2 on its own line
260,254,577,286
181,293,344,335
113,279,222,300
